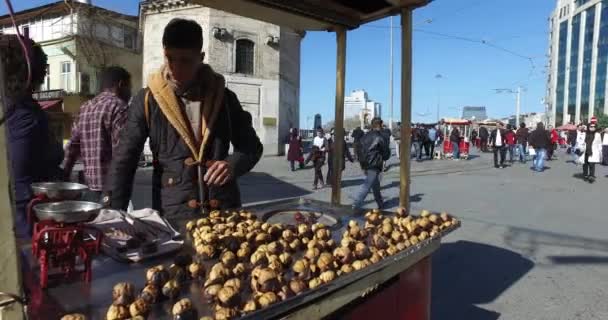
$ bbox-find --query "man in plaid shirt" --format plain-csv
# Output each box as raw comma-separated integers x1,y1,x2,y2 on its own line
63,67,132,201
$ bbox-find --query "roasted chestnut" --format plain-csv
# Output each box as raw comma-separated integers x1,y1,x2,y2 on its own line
305,247,320,260
196,244,216,260
140,284,159,304
381,223,393,236
242,299,258,313
172,298,197,320
221,251,237,269
352,260,367,271
297,224,312,238
354,242,371,260
316,252,334,271
282,229,296,242
188,262,204,280
319,270,336,283
372,234,389,250
252,268,280,293
268,225,283,240
340,264,354,274
396,242,407,251
257,292,278,308
255,233,271,246
267,241,282,255
106,305,129,320
387,245,399,256
205,263,231,287
129,298,149,318
236,246,251,261
162,280,181,300
440,212,450,222
268,255,283,272
289,239,302,251
169,264,187,283
223,278,242,291
315,228,331,241
250,250,268,267
308,278,322,289
112,282,135,306
278,285,293,301
203,284,222,301
186,221,196,232
293,259,309,276
289,279,307,294
370,252,382,264
232,263,246,278
396,207,408,217
217,286,240,308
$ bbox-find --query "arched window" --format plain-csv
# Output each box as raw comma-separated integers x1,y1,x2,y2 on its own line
235,39,254,75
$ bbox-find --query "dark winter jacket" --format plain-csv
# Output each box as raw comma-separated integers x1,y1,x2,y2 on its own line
351,127,364,142
516,127,529,144
327,137,353,170
7,97,63,237
359,129,391,171
479,126,489,139
528,129,551,149
106,65,263,218
450,128,461,143
490,128,508,147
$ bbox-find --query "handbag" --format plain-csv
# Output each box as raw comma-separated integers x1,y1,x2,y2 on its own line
528,147,536,156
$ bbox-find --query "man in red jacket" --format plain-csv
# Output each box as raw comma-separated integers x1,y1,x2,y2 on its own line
505,124,517,163
547,125,559,160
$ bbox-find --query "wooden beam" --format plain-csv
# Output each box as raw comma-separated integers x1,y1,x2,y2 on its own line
399,8,413,209
331,27,347,205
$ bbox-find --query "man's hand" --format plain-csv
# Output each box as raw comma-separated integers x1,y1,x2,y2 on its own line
204,160,232,186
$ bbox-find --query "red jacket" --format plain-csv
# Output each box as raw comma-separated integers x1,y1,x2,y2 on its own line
550,129,559,143
505,130,516,145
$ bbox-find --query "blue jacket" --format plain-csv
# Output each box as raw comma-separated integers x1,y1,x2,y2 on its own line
6,97,63,237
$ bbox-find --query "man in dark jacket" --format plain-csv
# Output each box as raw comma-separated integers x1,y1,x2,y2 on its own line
353,118,391,209
515,122,529,163
351,126,364,161
450,127,461,160
106,19,263,218
326,128,354,186
4,36,63,238
491,122,508,168
479,126,489,152
392,122,401,159
412,124,423,161
528,122,551,172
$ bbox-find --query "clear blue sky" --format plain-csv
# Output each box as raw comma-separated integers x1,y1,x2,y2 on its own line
2,0,554,128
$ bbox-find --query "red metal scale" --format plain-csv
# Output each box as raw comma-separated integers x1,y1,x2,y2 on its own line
31,220,102,289
28,182,103,289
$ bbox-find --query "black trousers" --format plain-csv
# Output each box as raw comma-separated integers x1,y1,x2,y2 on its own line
583,154,596,177
493,146,506,167
314,162,324,187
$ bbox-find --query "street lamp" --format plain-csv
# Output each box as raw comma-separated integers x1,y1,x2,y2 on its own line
435,74,443,122
495,86,525,126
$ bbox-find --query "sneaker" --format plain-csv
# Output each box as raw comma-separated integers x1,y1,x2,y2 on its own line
589,176,596,183
495,165,500,168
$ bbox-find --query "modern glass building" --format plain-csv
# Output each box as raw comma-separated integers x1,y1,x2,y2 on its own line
547,0,608,125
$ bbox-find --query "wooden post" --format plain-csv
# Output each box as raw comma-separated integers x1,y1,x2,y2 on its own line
0,47,26,320
399,9,413,209
332,27,347,205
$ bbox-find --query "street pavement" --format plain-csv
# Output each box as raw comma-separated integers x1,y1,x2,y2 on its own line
129,147,608,320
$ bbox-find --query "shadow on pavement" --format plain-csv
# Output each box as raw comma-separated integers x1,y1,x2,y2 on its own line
547,255,608,264
432,240,534,320
504,225,608,258
239,172,311,204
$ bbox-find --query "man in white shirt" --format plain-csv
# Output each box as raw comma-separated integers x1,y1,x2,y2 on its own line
491,122,508,168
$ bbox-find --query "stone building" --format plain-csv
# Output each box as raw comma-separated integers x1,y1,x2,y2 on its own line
0,0,142,141
140,0,303,155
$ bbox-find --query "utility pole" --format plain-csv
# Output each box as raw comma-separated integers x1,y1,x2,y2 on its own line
516,86,521,126
436,74,443,122
389,16,394,130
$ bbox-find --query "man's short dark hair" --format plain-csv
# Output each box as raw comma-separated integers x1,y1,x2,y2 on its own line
163,18,203,51
100,66,131,90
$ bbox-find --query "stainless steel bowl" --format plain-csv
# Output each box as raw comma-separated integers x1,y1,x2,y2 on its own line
31,182,88,200
33,201,103,223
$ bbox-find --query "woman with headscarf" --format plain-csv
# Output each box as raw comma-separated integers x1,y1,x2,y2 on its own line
2,35,64,238
287,128,303,171
580,123,602,182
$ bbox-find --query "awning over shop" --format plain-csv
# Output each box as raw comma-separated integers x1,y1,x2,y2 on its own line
190,0,430,30
37,99,62,112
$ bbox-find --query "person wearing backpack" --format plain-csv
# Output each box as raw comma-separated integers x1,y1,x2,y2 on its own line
106,19,263,218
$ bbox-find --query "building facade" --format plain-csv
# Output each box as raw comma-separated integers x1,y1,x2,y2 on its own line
461,106,487,121
344,89,382,128
547,0,608,126
140,0,303,156
0,0,142,140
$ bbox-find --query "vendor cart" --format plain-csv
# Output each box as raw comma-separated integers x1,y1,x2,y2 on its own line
441,118,472,159
0,1,461,320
